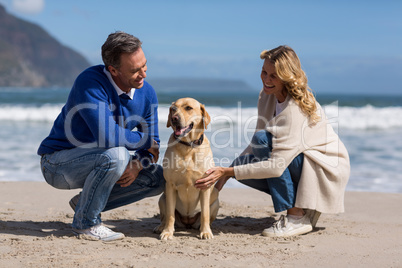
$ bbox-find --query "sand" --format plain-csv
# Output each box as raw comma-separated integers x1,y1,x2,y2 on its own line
0,181,401,268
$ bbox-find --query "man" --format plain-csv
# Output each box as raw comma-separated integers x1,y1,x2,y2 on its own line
38,31,165,241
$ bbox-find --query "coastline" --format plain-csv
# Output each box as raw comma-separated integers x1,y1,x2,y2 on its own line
1,181,401,267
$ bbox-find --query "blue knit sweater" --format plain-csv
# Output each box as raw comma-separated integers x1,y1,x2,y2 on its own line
37,65,159,160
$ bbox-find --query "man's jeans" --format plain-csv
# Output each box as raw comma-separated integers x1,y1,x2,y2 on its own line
233,130,304,212
40,147,165,230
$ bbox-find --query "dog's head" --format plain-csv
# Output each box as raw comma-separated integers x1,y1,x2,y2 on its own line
167,98,211,140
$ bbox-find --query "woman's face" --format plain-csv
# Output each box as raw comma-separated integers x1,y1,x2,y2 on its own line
260,60,286,101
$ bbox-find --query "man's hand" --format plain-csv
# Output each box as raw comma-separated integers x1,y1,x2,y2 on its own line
148,139,160,163
116,159,143,187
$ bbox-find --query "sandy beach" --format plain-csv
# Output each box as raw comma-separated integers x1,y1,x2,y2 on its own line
0,181,401,268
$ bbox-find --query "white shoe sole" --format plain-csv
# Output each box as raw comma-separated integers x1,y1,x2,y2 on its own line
72,229,125,242
262,224,313,237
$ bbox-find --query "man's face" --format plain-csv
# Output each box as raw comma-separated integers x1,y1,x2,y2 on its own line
108,48,147,92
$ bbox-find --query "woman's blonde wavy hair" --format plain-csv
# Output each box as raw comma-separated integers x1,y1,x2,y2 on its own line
260,45,320,123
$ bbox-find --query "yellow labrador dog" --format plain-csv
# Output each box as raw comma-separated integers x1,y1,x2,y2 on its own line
155,98,219,240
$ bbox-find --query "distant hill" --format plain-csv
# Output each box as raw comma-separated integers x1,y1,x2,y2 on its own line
0,4,90,87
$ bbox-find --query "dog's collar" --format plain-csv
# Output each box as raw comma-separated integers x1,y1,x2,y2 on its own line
175,134,204,148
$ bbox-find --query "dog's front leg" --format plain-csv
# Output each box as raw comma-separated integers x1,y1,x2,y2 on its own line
160,182,176,240
199,188,213,239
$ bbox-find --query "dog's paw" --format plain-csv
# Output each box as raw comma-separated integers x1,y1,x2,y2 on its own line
160,230,174,241
200,231,214,240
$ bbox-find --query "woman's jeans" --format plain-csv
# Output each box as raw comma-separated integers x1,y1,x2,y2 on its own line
233,130,304,212
40,147,165,230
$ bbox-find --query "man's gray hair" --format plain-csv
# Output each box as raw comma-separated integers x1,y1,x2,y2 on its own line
101,31,142,69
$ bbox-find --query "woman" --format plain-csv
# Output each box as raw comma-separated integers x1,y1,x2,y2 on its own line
195,45,350,237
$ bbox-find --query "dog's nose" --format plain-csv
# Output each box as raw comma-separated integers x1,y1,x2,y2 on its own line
171,114,179,123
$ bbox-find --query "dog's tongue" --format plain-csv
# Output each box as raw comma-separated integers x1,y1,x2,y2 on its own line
175,126,188,137
175,126,184,136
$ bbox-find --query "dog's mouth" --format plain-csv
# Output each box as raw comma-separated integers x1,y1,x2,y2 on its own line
173,123,194,138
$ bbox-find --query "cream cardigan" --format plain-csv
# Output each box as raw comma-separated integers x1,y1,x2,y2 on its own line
234,90,350,213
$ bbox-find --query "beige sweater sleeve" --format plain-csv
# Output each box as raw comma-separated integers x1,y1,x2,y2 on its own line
234,94,306,180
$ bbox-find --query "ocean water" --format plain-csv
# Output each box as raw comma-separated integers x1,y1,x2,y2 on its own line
1,87,402,193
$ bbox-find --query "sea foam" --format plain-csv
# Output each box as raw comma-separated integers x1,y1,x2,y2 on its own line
1,104,402,130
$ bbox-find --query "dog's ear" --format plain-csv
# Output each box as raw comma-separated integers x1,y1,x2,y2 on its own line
200,104,211,129
166,102,174,128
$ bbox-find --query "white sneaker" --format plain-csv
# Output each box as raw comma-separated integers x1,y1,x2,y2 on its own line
262,214,313,237
73,225,125,241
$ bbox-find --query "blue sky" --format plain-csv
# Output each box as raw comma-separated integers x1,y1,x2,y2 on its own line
1,0,401,93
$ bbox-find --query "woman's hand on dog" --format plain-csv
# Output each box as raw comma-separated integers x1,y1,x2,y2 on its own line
195,167,234,190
